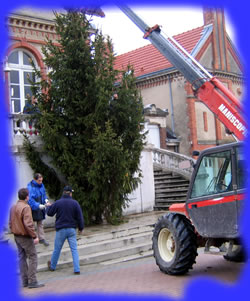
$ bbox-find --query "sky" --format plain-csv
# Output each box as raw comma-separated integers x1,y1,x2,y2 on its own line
92,4,236,55
6,3,236,56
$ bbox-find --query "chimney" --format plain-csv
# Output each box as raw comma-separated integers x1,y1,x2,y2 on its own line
203,7,229,72
203,7,215,25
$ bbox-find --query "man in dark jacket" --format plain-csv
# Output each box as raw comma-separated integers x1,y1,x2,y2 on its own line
46,186,84,274
9,188,45,289
23,95,40,114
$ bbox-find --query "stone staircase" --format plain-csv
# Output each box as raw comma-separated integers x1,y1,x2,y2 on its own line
154,168,190,210
37,226,153,271
6,211,167,272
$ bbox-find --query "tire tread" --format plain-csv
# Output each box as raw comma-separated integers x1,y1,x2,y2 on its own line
152,212,198,275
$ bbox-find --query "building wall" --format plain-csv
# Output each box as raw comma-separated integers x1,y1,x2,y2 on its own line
227,51,242,75
171,78,191,154
144,123,161,149
195,101,217,143
123,147,155,215
199,44,213,69
139,76,191,155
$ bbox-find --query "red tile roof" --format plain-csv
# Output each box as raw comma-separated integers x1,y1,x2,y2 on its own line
114,26,205,78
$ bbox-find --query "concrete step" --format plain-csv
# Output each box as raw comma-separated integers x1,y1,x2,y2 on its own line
37,230,154,266
38,241,153,271
153,171,172,175
100,250,153,265
35,216,164,270
155,198,186,204
155,183,189,188
35,223,154,254
155,187,189,193
155,194,187,199
154,175,184,181
154,179,189,185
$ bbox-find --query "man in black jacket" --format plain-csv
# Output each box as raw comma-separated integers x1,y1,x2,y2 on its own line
46,186,84,274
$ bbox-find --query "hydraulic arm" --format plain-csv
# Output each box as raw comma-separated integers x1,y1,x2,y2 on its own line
117,5,247,141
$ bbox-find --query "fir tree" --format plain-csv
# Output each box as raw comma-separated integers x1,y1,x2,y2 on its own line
29,9,145,225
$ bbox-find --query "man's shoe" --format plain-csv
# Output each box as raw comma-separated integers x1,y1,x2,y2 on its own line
28,282,45,289
47,260,55,271
39,239,49,246
23,283,28,288
74,271,80,275
43,240,49,246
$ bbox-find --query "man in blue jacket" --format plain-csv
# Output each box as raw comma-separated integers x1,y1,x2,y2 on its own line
27,173,50,246
46,186,84,274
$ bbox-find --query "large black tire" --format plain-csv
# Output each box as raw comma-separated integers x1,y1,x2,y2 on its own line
223,244,246,262
152,212,198,275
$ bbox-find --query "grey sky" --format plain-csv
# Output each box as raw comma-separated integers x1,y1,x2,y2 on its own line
92,5,235,55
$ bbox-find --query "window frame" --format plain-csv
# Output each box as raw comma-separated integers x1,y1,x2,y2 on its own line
190,149,233,199
8,48,39,113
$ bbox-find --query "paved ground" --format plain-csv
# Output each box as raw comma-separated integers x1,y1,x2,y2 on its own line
21,252,243,298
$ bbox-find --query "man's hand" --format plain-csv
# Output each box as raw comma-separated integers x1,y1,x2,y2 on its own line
78,230,83,235
45,202,51,207
33,237,39,245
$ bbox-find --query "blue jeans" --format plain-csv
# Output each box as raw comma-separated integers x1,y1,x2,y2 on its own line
50,228,80,272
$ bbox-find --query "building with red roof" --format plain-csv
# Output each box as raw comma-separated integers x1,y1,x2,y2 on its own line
4,6,243,157
114,8,244,156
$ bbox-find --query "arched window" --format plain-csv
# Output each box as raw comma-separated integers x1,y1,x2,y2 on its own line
7,49,38,113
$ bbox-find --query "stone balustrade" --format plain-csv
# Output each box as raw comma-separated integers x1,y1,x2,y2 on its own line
8,113,43,152
151,147,195,179
9,113,39,136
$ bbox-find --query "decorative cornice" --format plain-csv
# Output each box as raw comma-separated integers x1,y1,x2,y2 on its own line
6,13,96,43
212,71,245,85
136,70,181,89
6,14,59,43
135,66,244,89
7,14,57,33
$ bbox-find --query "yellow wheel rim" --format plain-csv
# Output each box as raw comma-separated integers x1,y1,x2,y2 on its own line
158,228,175,262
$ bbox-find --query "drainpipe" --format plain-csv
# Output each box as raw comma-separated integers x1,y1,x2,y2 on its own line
140,182,143,213
168,75,175,134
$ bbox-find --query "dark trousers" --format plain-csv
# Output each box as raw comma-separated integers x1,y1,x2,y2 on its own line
14,235,38,285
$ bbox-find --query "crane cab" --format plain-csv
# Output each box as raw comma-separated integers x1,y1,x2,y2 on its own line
186,142,245,238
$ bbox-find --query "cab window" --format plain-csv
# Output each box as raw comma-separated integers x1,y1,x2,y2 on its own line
191,150,232,198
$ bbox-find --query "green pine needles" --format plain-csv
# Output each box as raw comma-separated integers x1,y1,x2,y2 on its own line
23,134,63,199
26,9,145,225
